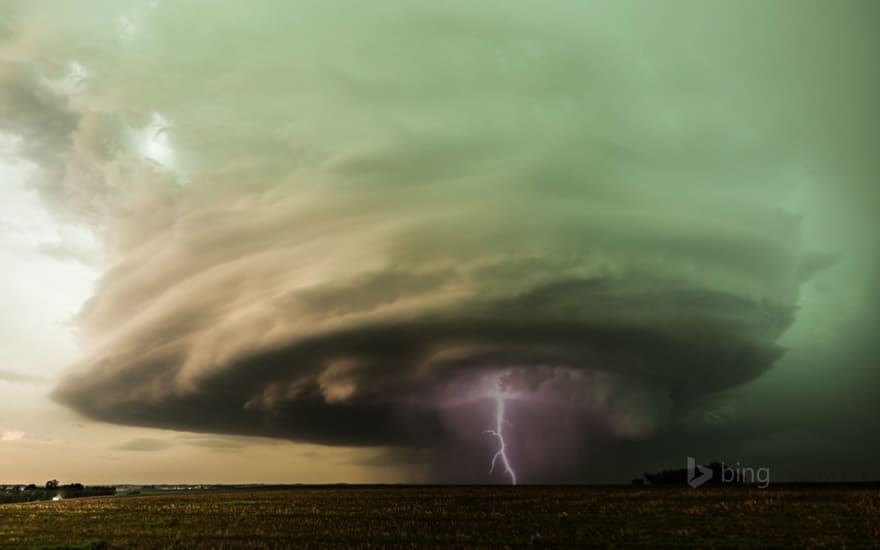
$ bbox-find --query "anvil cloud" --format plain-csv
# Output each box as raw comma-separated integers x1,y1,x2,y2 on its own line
1,1,877,482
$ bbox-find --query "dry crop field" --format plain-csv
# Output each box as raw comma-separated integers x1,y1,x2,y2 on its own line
1,486,878,548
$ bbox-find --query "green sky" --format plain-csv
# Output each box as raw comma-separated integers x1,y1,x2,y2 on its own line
0,0,878,483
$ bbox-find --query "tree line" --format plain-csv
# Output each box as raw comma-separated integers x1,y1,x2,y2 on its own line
0,480,115,503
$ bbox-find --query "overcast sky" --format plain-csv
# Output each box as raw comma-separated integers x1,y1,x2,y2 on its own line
1,0,878,484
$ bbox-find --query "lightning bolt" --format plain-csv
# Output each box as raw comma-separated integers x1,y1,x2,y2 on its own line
485,385,517,485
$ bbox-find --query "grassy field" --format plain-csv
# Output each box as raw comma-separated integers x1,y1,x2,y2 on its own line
1,486,878,548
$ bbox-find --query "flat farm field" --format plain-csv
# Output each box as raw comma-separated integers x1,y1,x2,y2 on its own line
1,486,878,548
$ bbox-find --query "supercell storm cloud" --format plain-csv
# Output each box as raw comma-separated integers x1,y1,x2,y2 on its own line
2,1,876,482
